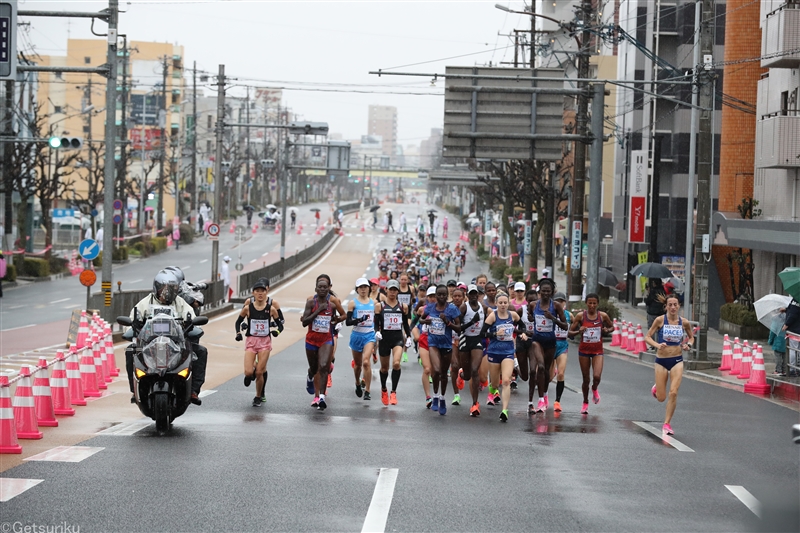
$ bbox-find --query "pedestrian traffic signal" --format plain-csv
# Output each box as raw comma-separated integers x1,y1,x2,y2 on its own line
48,136,83,150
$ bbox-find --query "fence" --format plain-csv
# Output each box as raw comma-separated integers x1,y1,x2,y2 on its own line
788,332,799,375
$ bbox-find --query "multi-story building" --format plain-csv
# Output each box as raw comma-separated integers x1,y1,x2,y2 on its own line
419,128,443,169
368,105,398,164
713,0,800,302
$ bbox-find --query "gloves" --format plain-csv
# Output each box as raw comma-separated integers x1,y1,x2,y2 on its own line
405,337,414,349
235,332,243,342
270,329,280,337
375,331,383,341
359,315,370,324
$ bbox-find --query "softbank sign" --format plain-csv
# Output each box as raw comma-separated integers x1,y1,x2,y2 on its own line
629,150,647,243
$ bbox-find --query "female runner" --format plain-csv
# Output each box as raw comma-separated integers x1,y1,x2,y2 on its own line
480,292,520,421
568,293,614,414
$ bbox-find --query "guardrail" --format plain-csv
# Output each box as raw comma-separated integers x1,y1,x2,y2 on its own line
788,331,799,375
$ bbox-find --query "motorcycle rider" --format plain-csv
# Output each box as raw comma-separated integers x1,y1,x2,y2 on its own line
124,269,203,405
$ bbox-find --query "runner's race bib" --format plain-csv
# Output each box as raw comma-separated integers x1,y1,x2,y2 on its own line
398,294,411,306
357,309,374,328
536,316,554,333
582,326,601,343
496,324,515,342
384,312,403,331
250,319,270,337
312,315,331,333
555,324,569,339
429,317,446,336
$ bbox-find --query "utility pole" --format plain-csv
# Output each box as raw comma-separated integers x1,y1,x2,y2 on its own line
118,36,129,233
2,80,13,253
694,0,715,359
684,1,702,321
585,82,605,294
211,64,225,283
245,86,251,206
156,55,167,230
100,0,119,322
568,0,593,300
190,61,197,215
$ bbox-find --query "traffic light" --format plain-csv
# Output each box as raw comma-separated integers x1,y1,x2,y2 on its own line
260,159,275,169
48,136,83,150
0,2,18,80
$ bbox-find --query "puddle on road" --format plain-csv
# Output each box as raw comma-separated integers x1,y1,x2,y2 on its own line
522,412,602,436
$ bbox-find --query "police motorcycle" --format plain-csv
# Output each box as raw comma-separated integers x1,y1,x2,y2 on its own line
118,270,207,434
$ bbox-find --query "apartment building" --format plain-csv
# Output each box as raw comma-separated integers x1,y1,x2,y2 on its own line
368,105,398,164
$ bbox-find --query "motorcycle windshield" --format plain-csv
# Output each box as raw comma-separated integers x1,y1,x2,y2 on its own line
141,337,183,371
139,316,183,343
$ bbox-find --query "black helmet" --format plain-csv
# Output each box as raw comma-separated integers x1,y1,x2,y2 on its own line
164,266,185,284
153,269,180,305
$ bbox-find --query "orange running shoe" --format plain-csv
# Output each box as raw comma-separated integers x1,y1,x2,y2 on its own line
469,402,481,417
389,391,397,405
456,372,465,391
327,374,332,388
553,401,562,412
381,389,389,405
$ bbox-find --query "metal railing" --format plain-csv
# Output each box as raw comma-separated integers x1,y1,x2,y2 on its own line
788,331,800,375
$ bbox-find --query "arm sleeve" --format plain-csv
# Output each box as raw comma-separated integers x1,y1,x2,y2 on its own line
345,310,359,326
275,309,285,332
374,310,383,332
235,315,245,332
480,321,493,339
402,308,411,336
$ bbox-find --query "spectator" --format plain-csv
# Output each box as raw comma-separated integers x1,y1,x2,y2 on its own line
0,251,6,297
769,311,787,375
221,256,232,301
644,278,667,328
783,298,800,377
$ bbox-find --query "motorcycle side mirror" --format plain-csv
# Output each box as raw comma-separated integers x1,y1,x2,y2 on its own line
117,316,133,327
192,316,208,326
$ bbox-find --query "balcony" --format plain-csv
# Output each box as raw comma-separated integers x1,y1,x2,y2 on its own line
755,112,800,168
762,4,800,68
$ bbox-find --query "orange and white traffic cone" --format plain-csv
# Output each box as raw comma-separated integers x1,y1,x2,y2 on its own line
620,321,629,349
80,345,101,398
719,334,733,372
339,229,345,237
0,376,23,453
229,221,236,233
92,335,108,390
611,319,621,346
315,226,321,236
13,366,43,439
744,344,771,395
33,358,58,427
104,326,119,377
76,310,90,350
361,223,365,232
274,222,280,235
66,346,87,406
730,338,743,376
738,341,753,380
627,323,637,352
635,324,646,353
51,352,75,416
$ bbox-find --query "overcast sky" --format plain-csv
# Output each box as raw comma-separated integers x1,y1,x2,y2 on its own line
21,0,535,147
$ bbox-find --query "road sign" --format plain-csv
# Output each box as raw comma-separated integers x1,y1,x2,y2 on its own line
0,2,18,81
571,221,582,270
79,239,100,260
235,225,246,241
90,209,98,217
79,269,97,287
207,223,220,238
113,214,122,225
523,220,532,255
112,199,123,210
235,263,244,272
52,208,75,218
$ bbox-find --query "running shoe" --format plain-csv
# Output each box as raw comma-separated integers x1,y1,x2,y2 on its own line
418,356,422,366
381,389,389,406
432,397,439,411
651,384,657,399
260,395,266,403
553,401,562,412
480,380,488,391
402,352,408,363
451,394,461,406
510,380,517,391
428,376,433,384
426,396,432,409
592,389,601,404
351,360,356,369
244,373,253,387
543,394,549,409
580,402,589,414
528,403,535,415
355,383,363,398
252,396,262,407
663,423,674,435
486,392,495,406
456,373,465,391
364,391,371,401
327,373,333,388
493,392,501,405
469,402,480,417
438,401,447,415
390,391,397,405
536,398,546,413
311,396,320,407
499,409,508,422
318,397,327,410
361,378,366,388
306,376,315,395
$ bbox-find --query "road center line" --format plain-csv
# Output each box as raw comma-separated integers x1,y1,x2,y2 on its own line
128,279,142,284
200,259,208,264
361,468,398,533
1,324,35,332
632,421,695,452
725,485,762,518
49,298,71,304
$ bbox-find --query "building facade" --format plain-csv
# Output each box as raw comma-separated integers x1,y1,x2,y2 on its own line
367,105,398,164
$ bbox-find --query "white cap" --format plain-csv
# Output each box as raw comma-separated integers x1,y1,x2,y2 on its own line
426,286,437,296
514,282,526,291
223,256,231,262
467,284,479,293
355,277,370,288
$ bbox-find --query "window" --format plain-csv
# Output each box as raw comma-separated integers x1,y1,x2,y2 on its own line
84,56,91,64
54,72,62,80
206,140,212,154
207,115,212,129
53,105,63,114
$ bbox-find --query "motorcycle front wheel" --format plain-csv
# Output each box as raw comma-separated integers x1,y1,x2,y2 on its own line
154,392,170,434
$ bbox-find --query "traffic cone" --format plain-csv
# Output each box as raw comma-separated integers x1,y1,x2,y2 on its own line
92,335,108,390
274,222,280,235
338,229,345,237
0,376,22,453
635,324,646,353
76,311,89,350
355,211,358,219
104,326,119,377
315,226,321,236
229,221,236,233
13,366,43,439
730,338,743,376
80,345,101,398
33,358,58,428
620,321,629,349
297,225,302,235
611,319,621,346
627,323,637,352
719,334,733,372
361,223,365,232
252,223,258,234
66,346,87,406
738,341,752,380
51,352,75,416
744,344,771,395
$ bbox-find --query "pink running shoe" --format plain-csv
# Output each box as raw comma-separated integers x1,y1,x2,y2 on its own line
663,423,674,435
651,384,657,399
580,402,589,414
486,392,495,406
543,394,549,409
536,398,546,413
592,389,601,404
493,392,501,405
311,396,320,407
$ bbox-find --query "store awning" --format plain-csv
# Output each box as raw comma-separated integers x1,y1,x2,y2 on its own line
712,211,800,255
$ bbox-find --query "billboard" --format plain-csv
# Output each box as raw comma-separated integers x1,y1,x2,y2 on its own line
130,128,163,151
628,150,647,243
130,94,165,126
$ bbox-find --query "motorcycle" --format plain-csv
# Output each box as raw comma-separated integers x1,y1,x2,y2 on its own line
117,307,208,434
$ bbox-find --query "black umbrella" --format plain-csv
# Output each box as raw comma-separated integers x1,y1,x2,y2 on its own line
369,205,381,213
597,267,619,288
630,262,673,279
310,208,321,212
427,209,437,214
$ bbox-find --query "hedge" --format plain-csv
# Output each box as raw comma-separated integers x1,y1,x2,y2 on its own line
48,256,68,274
2,262,16,282
569,298,621,322
489,257,506,281
164,222,195,245
720,302,760,327
152,236,168,252
20,257,50,277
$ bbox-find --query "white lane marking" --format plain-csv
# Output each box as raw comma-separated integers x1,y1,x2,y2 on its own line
632,421,695,452
24,446,104,462
86,391,118,403
8,305,23,309
362,468,399,533
96,420,150,436
128,279,143,284
1,324,35,332
0,478,44,502
210,237,344,323
198,389,217,398
182,265,191,269
261,252,269,257
200,259,208,264
725,485,762,518
64,304,81,309
250,259,257,263
49,298,71,304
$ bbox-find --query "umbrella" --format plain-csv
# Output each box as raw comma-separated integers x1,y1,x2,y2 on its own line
369,205,381,213
754,293,792,334
468,212,477,218
778,267,800,301
665,276,685,293
310,208,321,212
289,207,298,213
630,262,673,279
428,209,437,214
515,219,526,226
597,267,619,288
265,204,277,210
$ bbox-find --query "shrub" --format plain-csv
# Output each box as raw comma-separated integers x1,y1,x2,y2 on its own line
151,237,168,252
20,257,50,277
569,298,621,322
2,262,16,282
48,256,68,274
113,246,129,261
504,266,524,283
721,303,760,328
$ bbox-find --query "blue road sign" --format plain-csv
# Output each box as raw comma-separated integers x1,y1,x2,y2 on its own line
113,199,123,210
112,214,122,225
52,208,75,218
79,239,100,260
90,209,98,217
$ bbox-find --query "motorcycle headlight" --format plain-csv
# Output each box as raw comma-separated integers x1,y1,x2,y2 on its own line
177,367,190,378
135,368,146,379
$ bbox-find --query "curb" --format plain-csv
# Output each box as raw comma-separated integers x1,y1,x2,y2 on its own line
17,272,71,283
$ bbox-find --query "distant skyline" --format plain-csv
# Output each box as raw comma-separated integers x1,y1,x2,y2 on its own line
21,0,533,144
